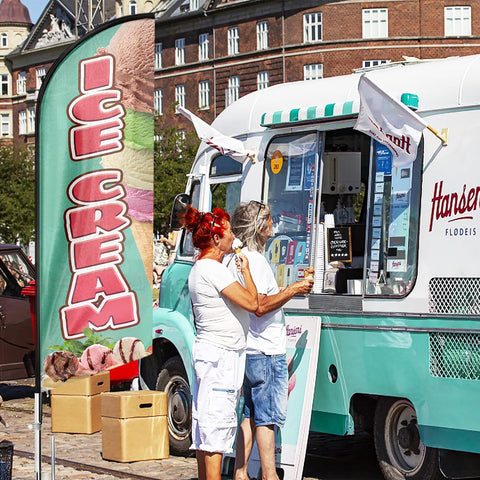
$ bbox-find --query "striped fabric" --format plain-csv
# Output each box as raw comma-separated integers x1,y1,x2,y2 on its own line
261,100,360,127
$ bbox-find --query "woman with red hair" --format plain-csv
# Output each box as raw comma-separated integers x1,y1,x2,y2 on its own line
183,205,258,480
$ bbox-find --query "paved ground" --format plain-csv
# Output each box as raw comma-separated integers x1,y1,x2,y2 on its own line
0,378,383,480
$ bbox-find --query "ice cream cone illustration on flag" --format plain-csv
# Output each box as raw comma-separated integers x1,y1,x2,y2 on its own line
97,19,155,282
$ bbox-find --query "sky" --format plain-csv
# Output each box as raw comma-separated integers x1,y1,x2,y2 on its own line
22,0,49,24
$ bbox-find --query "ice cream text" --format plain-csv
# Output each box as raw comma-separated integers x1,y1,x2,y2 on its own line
61,170,140,339
68,55,125,161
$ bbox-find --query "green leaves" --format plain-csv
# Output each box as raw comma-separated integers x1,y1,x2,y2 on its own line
0,145,35,245
153,104,199,235
47,327,116,356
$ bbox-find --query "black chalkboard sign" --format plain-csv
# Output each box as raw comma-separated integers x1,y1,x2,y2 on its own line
327,227,352,263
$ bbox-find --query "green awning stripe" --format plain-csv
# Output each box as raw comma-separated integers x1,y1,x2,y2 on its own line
261,100,359,127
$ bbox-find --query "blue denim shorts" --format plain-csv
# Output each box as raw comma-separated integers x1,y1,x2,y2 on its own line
243,353,288,428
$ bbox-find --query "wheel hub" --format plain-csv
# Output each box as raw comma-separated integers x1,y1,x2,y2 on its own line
398,420,421,454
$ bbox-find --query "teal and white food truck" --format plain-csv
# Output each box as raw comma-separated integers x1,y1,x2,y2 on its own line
141,54,480,480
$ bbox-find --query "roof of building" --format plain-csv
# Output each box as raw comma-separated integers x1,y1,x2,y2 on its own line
0,0,32,24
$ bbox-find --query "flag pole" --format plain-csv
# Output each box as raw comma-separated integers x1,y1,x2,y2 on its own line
426,125,448,146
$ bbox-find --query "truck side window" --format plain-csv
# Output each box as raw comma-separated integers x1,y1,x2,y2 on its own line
365,141,422,296
264,133,318,288
209,154,242,215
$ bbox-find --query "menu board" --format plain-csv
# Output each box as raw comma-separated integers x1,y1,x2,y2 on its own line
327,227,352,262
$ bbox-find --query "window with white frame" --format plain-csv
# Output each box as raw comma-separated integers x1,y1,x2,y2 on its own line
363,9,388,39
257,71,269,90
0,75,8,96
227,76,240,106
19,110,26,135
199,80,210,109
154,88,162,115
1,33,7,48
129,0,136,14
1,113,10,136
257,21,269,50
199,33,209,61
445,6,471,36
303,12,322,43
155,43,162,70
175,84,186,109
17,71,26,95
363,59,390,68
190,0,199,10
28,107,35,133
304,63,323,81
36,67,46,89
228,27,239,56
175,38,185,65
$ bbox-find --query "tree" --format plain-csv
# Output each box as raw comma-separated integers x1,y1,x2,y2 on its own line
0,145,35,245
154,108,199,235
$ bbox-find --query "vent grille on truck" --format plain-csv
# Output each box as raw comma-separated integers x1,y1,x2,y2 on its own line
429,332,480,380
428,277,480,315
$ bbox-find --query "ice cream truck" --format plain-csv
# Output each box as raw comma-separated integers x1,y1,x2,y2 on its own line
141,54,480,479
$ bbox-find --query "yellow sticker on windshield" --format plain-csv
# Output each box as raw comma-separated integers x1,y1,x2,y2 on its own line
271,150,283,174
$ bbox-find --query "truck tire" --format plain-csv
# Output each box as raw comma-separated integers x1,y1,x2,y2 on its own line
374,397,443,480
155,356,192,456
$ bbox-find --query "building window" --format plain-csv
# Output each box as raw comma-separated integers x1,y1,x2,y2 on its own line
199,80,210,109
175,84,186,109
190,0,199,10
227,76,240,106
363,9,388,39
304,63,323,81
445,6,471,36
154,88,162,115
129,0,136,14
363,59,390,68
1,33,7,48
0,75,8,96
198,33,209,61
228,27,239,56
257,71,269,90
175,38,185,65
155,43,162,70
17,71,26,95
1,114,10,136
36,67,46,89
303,12,322,43
19,110,26,135
28,107,35,133
256,21,269,50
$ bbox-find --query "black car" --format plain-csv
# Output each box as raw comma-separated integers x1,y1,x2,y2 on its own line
0,244,35,380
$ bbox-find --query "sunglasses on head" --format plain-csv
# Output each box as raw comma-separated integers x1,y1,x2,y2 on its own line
249,200,266,221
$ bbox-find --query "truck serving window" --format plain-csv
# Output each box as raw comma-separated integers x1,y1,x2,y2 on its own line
264,133,319,288
365,141,422,296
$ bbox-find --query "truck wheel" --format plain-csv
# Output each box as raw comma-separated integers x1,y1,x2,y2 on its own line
156,356,192,456
374,397,443,480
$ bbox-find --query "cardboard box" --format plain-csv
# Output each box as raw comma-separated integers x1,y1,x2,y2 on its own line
101,391,167,418
101,415,169,462
51,393,102,434
49,371,110,396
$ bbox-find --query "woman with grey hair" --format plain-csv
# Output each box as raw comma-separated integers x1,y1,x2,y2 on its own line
225,200,313,480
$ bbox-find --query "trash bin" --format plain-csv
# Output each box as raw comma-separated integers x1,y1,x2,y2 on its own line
0,440,13,480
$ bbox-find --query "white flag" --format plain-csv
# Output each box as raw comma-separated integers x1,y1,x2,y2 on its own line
354,75,428,167
176,106,254,163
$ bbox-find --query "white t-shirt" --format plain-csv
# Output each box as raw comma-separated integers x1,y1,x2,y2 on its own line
188,258,249,351
224,249,286,355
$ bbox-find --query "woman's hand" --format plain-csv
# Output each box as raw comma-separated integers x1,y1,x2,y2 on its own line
235,252,249,272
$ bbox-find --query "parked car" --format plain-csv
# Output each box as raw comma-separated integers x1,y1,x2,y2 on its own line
0,244,35,380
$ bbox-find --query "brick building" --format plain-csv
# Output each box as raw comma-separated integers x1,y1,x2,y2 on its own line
2,0,480,146
153,0,480,132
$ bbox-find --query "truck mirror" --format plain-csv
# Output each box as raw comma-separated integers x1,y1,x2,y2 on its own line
169,193,191,230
